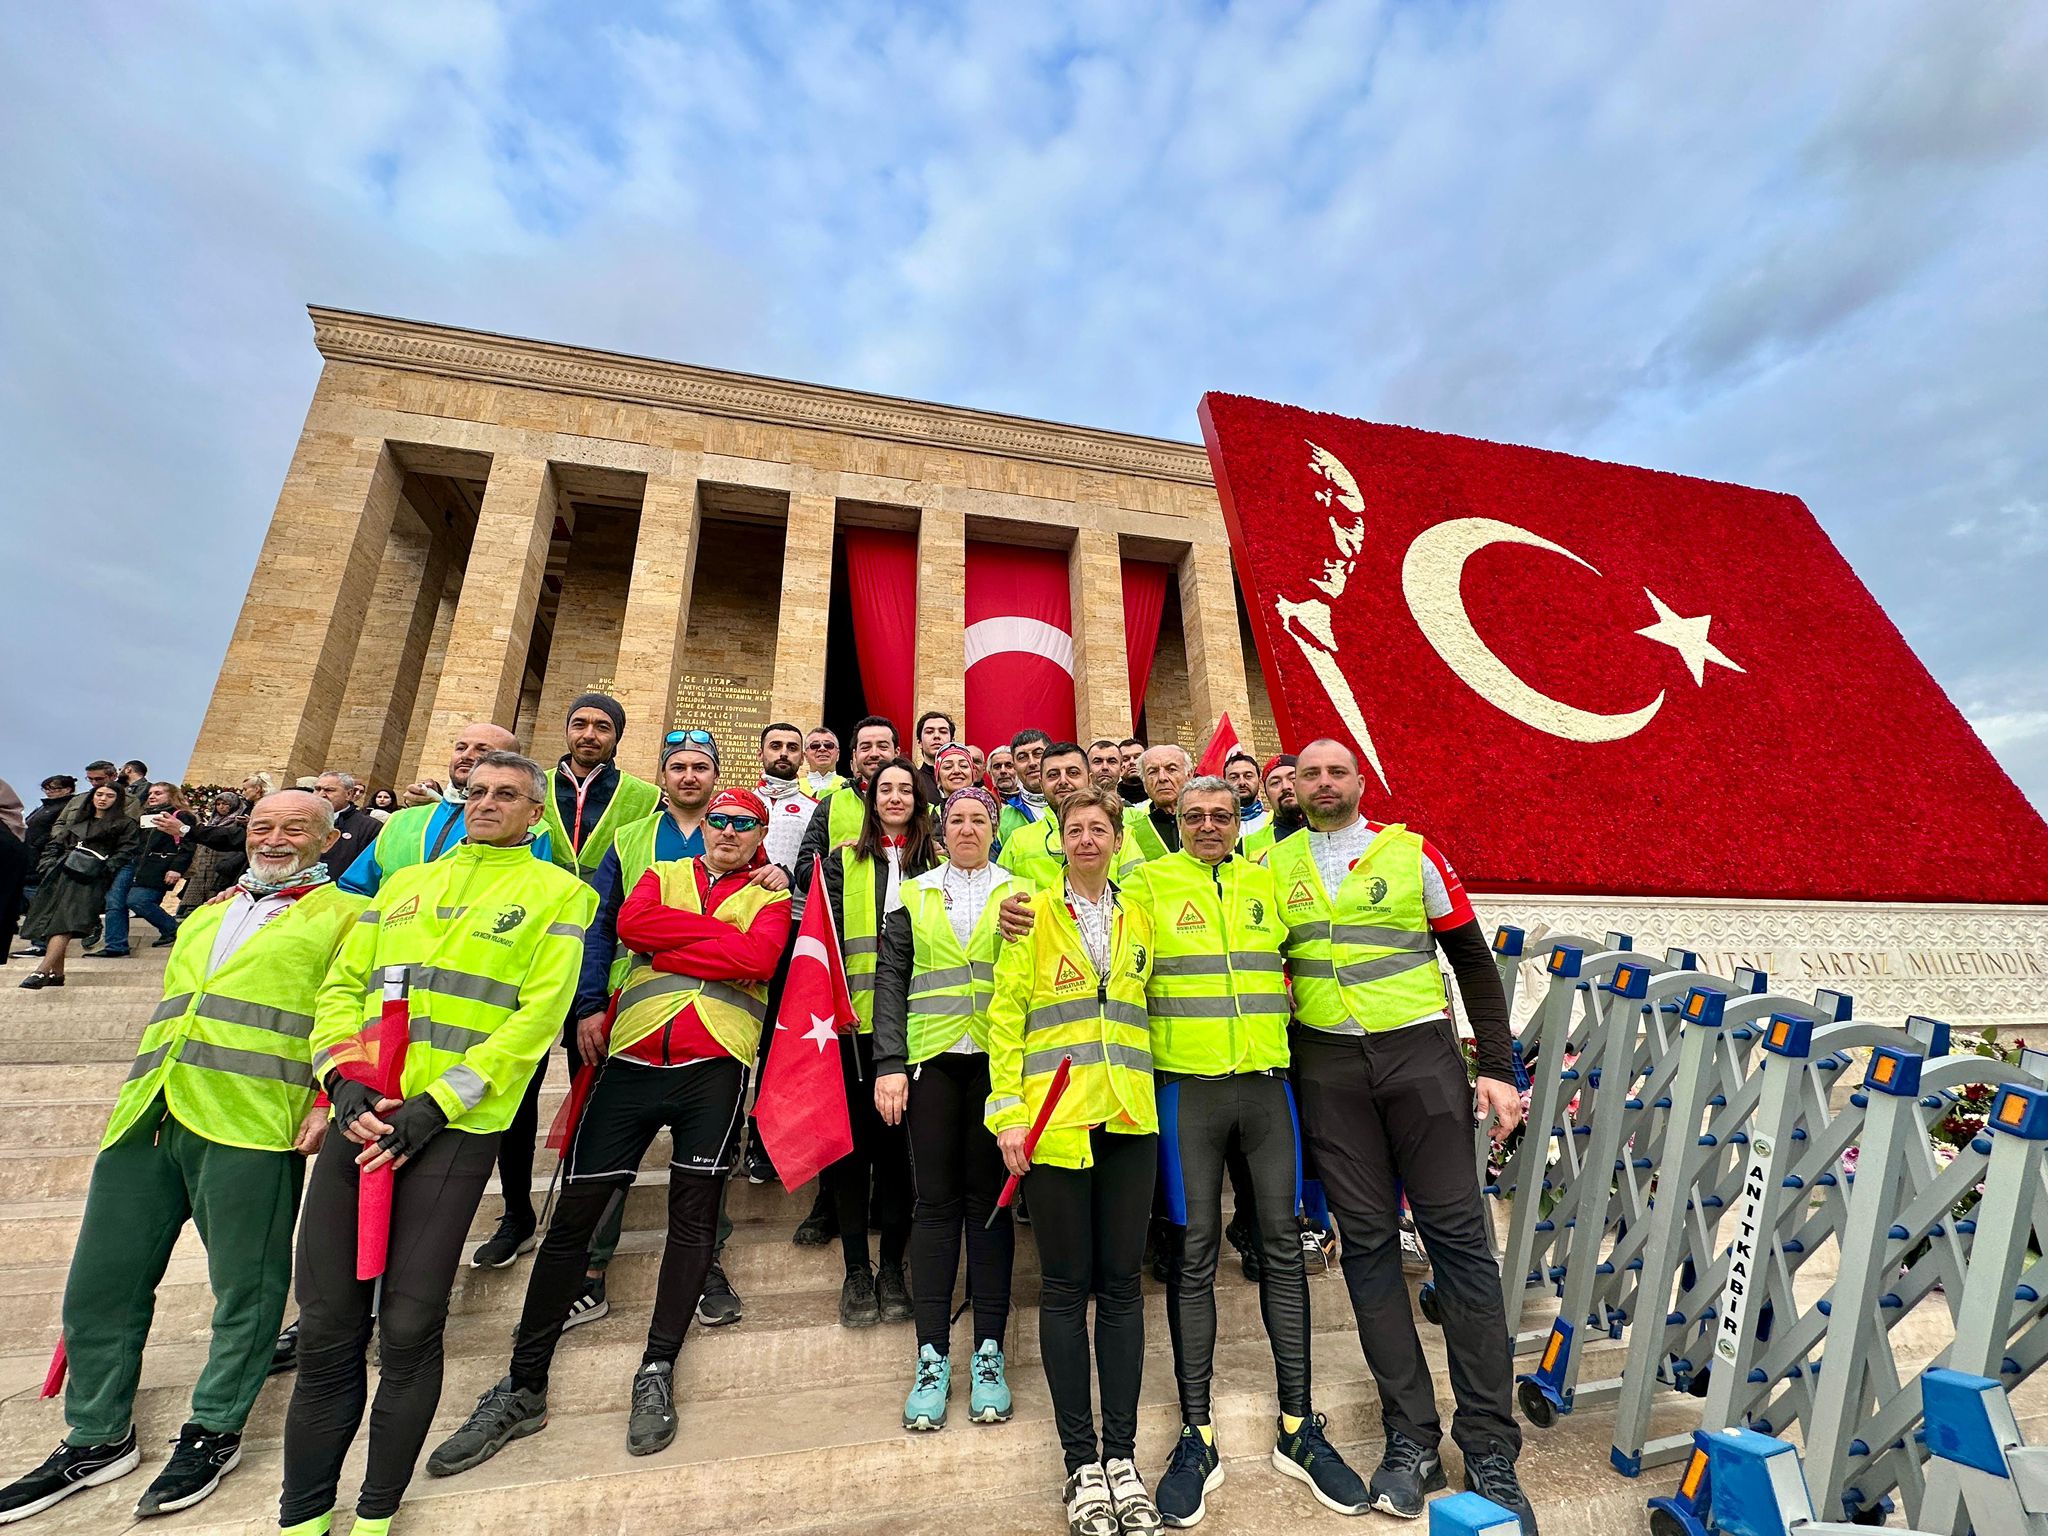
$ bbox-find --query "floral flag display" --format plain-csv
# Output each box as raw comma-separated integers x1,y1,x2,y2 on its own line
1198,392,2048,903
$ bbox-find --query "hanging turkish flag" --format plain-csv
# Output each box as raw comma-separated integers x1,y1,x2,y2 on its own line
1200,392,2048,903
965,542,1076,750
754,859,857,1190
1195,713,1242,778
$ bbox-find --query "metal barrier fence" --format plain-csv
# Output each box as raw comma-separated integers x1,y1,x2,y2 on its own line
1446,923,2048,1532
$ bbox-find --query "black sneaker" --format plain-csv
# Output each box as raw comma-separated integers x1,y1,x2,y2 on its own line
745,1133,777,1186
627,1361,677,1456
150,934,177,948
792,1202,838,1247
470,1215,537,1269
876,1261,913,1323
561,1274,609,1331
426,1376,548,1477
134,1423,240,1516
0,1430,140,1523
1463,1446,1538,1535
840,1266,880,1328
1368,1429,1446,1519
268,1322,298,1376
694,1262,743,1327
1155,1424,1222,1528
1273,1413,1369,1515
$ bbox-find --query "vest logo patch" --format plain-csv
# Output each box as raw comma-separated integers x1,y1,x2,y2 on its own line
386,894,419,925
1129,942,1147,979
1366,876,1389,905
1286,880,1316,910
493,905,527,934
1053,956,1086,990
1247,898,1267,927
1175,901,1206,932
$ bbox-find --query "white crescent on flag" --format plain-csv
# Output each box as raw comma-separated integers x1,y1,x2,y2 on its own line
790,935,833,970
963,616,1075,675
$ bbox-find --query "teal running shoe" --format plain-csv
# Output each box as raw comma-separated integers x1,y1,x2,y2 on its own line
968,1338,1013,1424
904,1344,950,1431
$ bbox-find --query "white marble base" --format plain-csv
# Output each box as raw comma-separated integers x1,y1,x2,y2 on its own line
1469,893,2048,1032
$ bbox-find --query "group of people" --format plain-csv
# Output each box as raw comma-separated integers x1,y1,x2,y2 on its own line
0,692,1537,1536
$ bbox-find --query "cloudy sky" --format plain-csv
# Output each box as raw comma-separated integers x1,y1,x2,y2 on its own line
4,0,2044,810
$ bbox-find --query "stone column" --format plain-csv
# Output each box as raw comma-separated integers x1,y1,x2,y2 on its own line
913,494,966,734
610,457,704,762
187,415,404,785
413,455,561,780
1068,527,1131,744
328,494,452,789
399,558,464,788
534,511,637,742
768,469,836,729
1179,539,1256,761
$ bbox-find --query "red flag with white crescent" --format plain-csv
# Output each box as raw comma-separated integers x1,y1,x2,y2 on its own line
1195,713,1242,778
965,542,1076,750
1200,392,2048,903
754,858,857,1191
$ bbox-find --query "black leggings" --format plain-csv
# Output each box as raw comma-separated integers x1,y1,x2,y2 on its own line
824,1030,911,1273
509,1058,744,1388
1159,1072,1310,1421
281,1126,500,1525
904,1053,1013,1353
1026,1127,1157,1474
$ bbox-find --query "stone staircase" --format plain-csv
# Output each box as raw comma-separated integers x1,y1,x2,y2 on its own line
0,945,1685,1535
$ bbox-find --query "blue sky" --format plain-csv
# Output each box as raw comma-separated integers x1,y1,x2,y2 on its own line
4,1,2045,810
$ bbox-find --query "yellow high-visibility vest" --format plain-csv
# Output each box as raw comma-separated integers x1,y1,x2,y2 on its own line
1265,825,1446,1033
1121,850,1290,1074
609,858,787,1064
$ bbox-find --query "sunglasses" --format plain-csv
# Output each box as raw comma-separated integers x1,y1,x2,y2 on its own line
665,729,715,747
705,812,764,833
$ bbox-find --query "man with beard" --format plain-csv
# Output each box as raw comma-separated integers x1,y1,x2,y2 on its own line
339,724,550,894
754,722,820,873
0,792,361,1523
1266,739,1532,1529
793,715,900,870
539,694,660,882
1225,753,1267,845
1244,754,1302,858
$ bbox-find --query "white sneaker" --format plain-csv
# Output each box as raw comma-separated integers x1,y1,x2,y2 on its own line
1064,1463,1119,1536
1105,1456,1163,1535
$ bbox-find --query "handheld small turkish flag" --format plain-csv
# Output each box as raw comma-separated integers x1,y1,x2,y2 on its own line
755,858,857,1191
1200,392,2048,903
331,969,412,1282
1195,713,1242,778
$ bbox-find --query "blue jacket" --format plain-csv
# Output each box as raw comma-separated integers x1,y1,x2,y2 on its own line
338,801,554,895
569,815,706,1021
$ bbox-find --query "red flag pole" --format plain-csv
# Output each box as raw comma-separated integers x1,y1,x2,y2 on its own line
356,969,409,1286
987,1054,1072,1228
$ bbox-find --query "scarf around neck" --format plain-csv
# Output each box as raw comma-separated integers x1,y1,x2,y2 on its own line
236,861,333,900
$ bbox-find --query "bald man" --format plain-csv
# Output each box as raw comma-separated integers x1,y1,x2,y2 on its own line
338,724,553,895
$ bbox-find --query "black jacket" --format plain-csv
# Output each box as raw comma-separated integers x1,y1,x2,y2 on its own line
328,806,382,879
131,810,196,889
24,797,67,863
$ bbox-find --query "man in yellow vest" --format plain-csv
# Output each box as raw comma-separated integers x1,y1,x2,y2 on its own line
338,721,553,894
1121,744,1191,864
427,788,790,1473
998,741,1140,887
792,713,899,874
0,792,361,1525
480,696,658,1270
1268,739,1531,1530
279,751,594,1536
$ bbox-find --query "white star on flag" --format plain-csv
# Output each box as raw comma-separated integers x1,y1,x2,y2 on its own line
1635,589,1744,686
804,1012,839,1052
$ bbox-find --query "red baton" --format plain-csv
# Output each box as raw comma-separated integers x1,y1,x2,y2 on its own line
989,1054,1072,1226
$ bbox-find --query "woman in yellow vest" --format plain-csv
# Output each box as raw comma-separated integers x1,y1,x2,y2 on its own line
873,786,1029,1431
985,783,1162,1536
793,757,937,1328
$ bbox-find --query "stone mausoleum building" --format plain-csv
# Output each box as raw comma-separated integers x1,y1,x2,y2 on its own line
189,308,1280,789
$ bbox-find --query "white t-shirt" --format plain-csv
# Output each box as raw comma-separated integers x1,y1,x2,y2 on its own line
756,778,819,871
207,892,294,975
1304,817,1461,1031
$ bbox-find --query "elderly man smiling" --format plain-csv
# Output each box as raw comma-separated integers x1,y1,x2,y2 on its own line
0,791,365,1525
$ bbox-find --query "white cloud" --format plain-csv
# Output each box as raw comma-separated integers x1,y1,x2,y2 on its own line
2,0,2045,816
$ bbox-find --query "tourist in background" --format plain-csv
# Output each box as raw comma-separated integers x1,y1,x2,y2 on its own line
239,773,274,806
20,783,140,989
94,782,194,957
312,772,381,875
793,757,933,1327
16,775,75,945
367,787,398,821
985,783,1161,1536
118,761,151,814
0,780,27,968
872,785,1027,1431
176,791,248,908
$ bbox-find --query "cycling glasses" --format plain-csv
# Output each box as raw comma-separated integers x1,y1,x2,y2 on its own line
705,812,764,833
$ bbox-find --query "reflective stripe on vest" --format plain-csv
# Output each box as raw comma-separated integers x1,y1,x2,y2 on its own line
107,883,366,1153
1123,851,1290,1075
609,858,784,1064
1121,806,1171,864
1265,825,1447,1034
605,813,667,993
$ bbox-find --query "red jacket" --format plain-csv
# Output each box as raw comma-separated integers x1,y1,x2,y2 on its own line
614,861,791,1065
